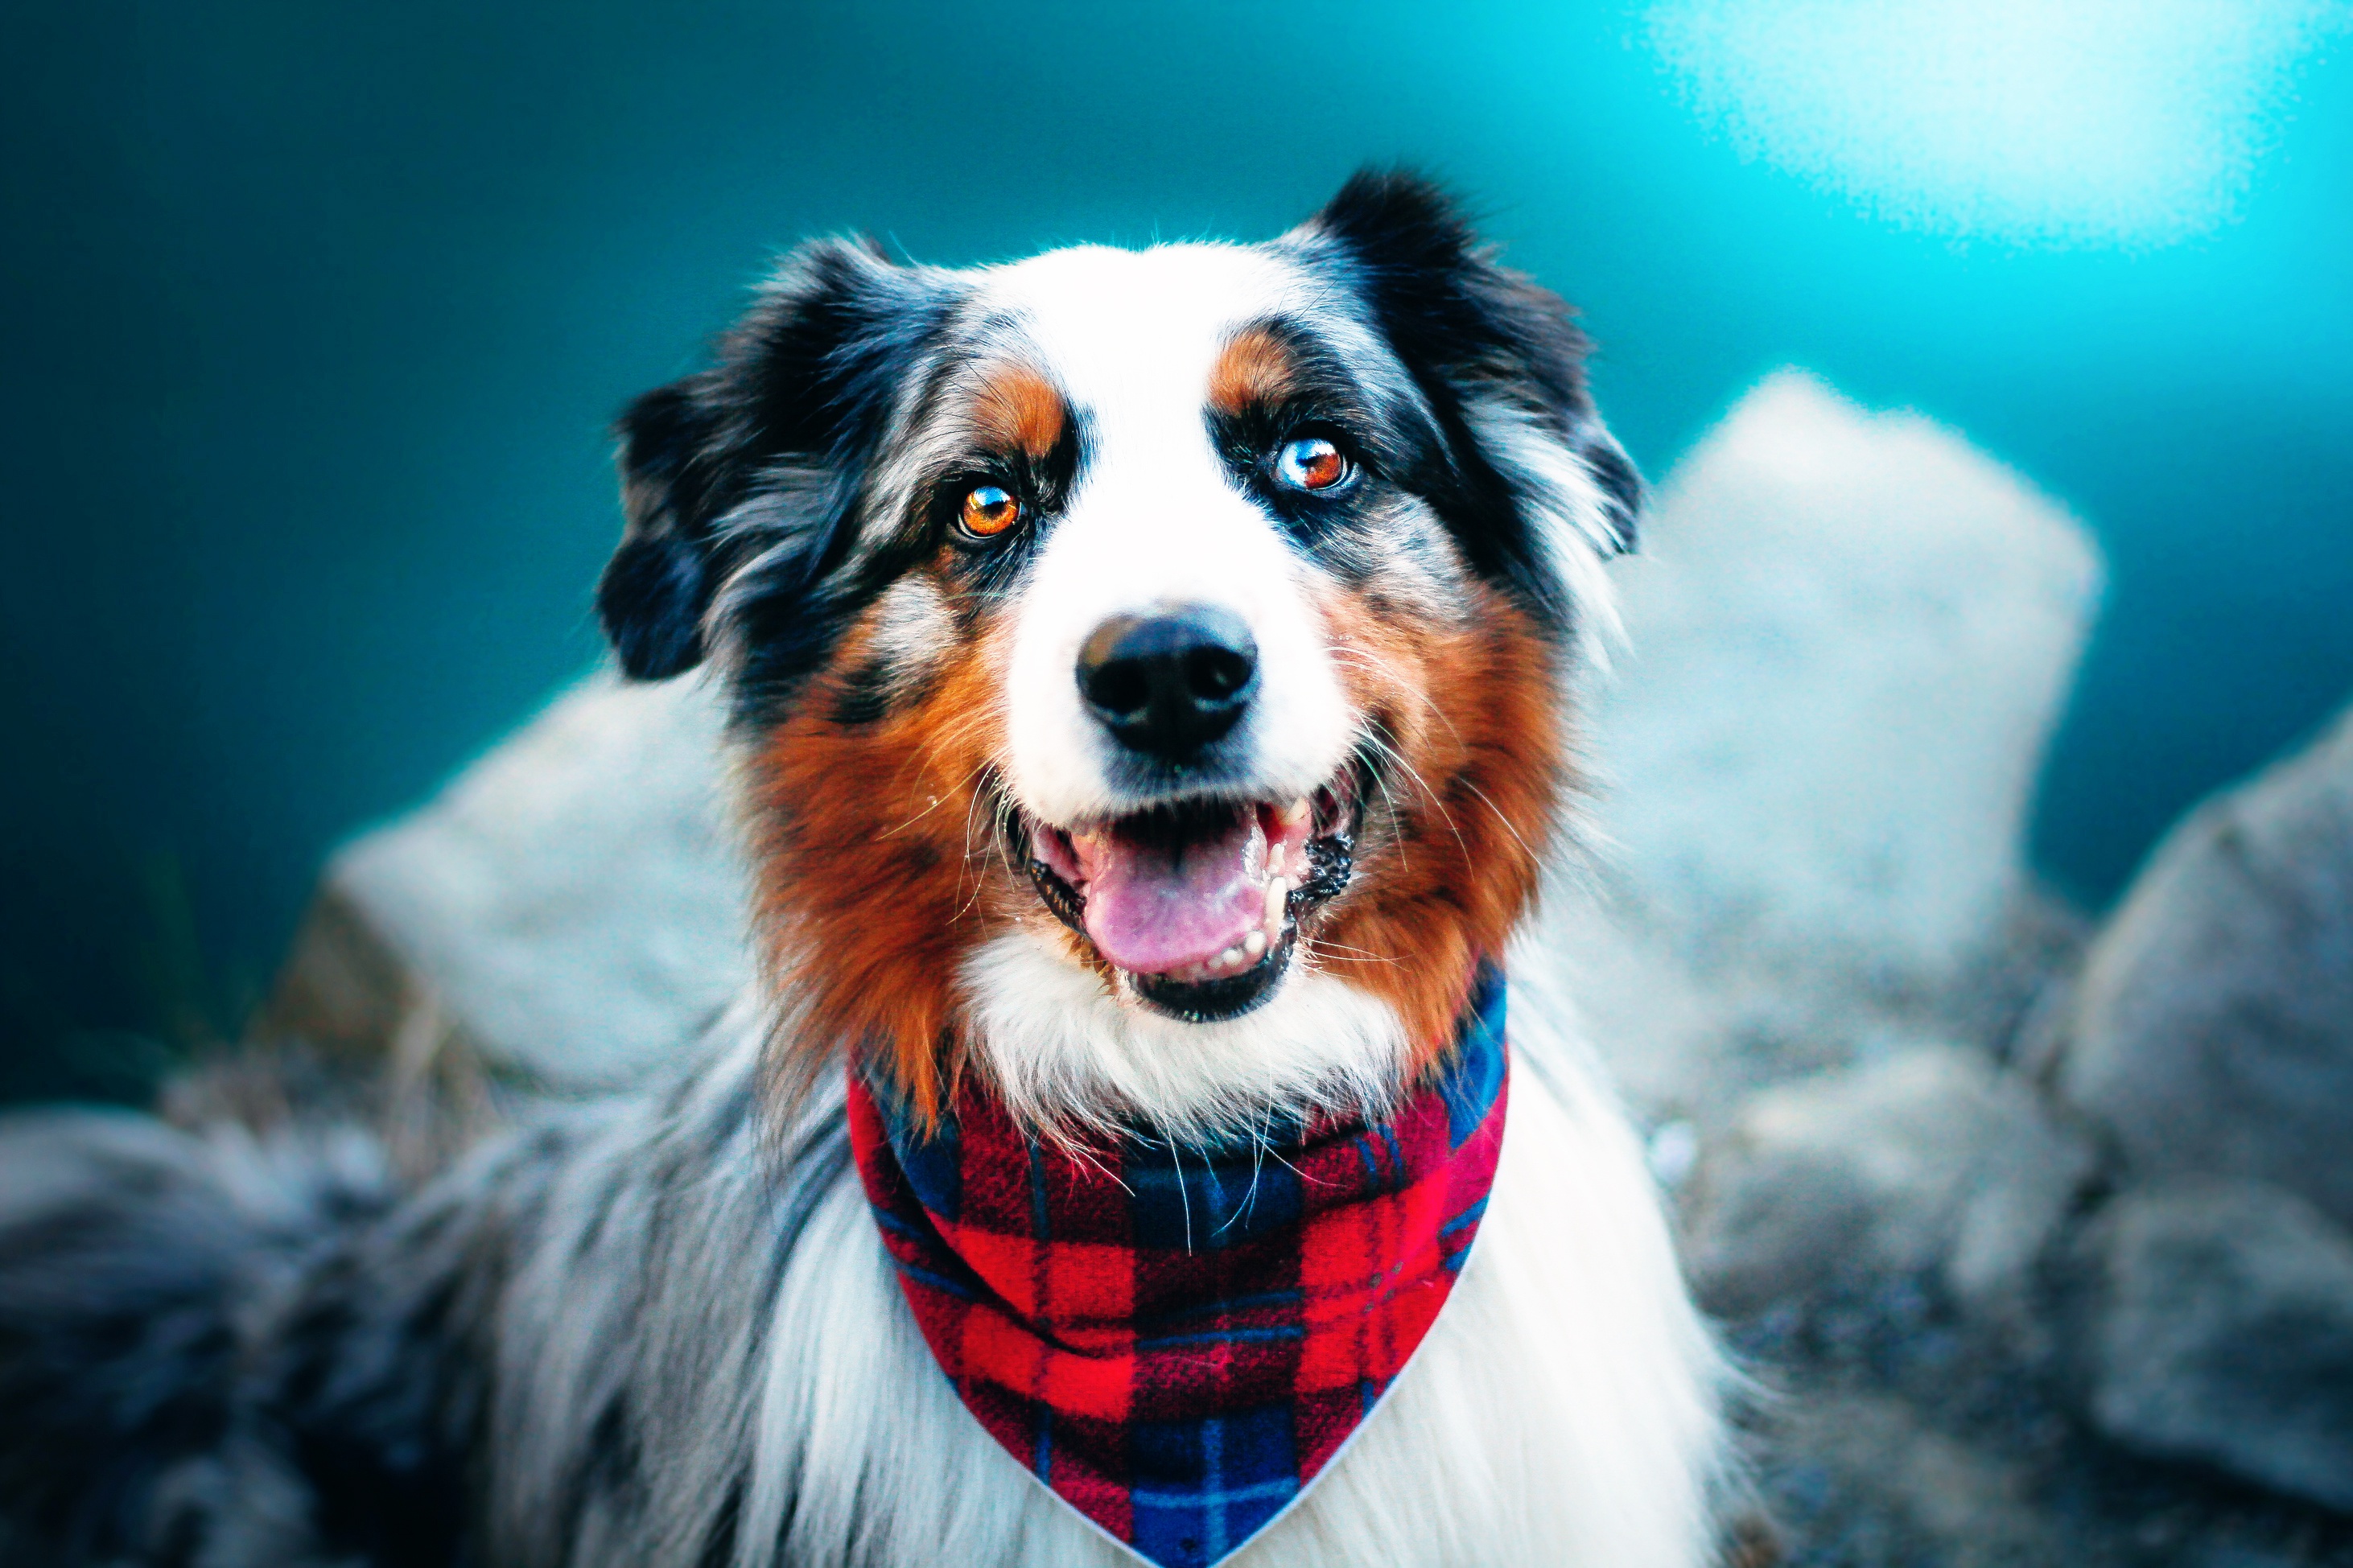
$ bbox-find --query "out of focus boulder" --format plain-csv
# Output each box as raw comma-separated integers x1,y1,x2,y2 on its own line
262,671,751,1096
1761,1390,2067,1567
1597,369,2101,982
2053,703,2353,1229
2065,1179,2353,1513
1684,1046,2095,1319
1553,371,2102,1122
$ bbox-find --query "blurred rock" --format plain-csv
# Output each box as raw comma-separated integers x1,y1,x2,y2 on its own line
262,671,751,1095
1596,369,2101,984
1685,1046,2095,1319
2066,1179,2353,1514
1762,1390,2064,1567
2053,703,2353,1230
1553,371,2101,1124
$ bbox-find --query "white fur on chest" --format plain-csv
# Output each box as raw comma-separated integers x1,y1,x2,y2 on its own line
733,1003,1726,1568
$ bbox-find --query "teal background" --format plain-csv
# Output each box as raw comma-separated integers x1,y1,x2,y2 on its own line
4,1,2350,1098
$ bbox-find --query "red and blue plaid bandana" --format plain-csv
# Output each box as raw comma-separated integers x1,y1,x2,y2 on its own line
846,964,1509,1568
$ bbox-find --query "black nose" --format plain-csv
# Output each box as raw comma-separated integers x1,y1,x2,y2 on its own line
1077,606,1260,760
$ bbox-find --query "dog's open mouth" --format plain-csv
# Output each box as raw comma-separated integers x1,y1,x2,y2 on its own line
1016,763,1364,1022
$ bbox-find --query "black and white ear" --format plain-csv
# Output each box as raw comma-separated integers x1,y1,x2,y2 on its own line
1294,169,1641,575
598,237,950,681
601,377,725,680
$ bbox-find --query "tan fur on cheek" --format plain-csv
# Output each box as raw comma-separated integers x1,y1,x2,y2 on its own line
1312,583,1568,1068
742,585,1025,1126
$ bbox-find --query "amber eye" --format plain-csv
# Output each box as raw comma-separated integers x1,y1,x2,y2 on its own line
1275,435,1349,492
958,483,1023,539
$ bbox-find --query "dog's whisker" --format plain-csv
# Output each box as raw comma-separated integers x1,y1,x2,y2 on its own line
1328,642,1539,859
1302,940,1403,968
1354,725,1477,872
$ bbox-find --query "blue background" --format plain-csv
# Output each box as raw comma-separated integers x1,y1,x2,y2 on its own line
4,1,2348,1097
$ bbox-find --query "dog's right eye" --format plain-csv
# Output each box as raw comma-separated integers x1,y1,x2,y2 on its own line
958,484,1024,541
1274,435,1350,493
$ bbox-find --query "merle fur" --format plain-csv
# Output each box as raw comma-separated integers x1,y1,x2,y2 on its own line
598,236,966,716
0,1052,853,1568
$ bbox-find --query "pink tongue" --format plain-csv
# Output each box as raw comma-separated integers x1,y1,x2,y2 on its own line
1073,811,1267,975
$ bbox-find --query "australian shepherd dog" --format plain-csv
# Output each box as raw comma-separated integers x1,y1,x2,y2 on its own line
0,171,1733,1566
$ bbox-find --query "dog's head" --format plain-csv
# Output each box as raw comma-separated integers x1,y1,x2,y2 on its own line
600,171,1637,1138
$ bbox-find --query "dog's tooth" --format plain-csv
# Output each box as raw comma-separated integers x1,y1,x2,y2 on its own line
1218,945,1243,971
1267,842,1287,878
1263,878,1288,924
1243,929,1267,960
1279,796,1311,828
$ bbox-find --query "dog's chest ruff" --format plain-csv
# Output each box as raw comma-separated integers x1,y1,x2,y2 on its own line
844,967,1509,1568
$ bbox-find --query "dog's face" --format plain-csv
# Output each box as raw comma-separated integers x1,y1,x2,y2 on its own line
600,172,1638,1136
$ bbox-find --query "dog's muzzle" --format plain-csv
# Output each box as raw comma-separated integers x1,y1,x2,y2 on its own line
1004,604,1366,1023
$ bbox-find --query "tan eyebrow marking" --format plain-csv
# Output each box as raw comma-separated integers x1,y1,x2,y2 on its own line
969,361,1066,459
1208,325,1298,414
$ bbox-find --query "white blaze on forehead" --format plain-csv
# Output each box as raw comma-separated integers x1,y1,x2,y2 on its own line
985,243,1359,826
977,242,1304,422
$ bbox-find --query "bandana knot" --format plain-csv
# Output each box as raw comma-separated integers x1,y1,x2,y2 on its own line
846,964,1510,1567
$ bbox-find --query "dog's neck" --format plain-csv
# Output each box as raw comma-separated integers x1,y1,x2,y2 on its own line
953,929,1428,1147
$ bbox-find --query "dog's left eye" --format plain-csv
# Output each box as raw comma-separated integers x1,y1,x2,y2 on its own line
1274,436,1350,492
958,484,1024,540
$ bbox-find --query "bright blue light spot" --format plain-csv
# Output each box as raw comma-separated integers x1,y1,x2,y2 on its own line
1646,0,2352,246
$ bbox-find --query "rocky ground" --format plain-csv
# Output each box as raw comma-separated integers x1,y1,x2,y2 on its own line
242,371,2353,1563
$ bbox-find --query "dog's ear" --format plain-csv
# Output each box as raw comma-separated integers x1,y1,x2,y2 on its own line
603,378,724,679
1294,168,1641,569
599,237,950,681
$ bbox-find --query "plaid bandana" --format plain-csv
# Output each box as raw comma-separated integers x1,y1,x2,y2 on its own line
846,964,1509,1568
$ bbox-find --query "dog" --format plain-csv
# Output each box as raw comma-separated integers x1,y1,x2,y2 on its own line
0,170,1733,1567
